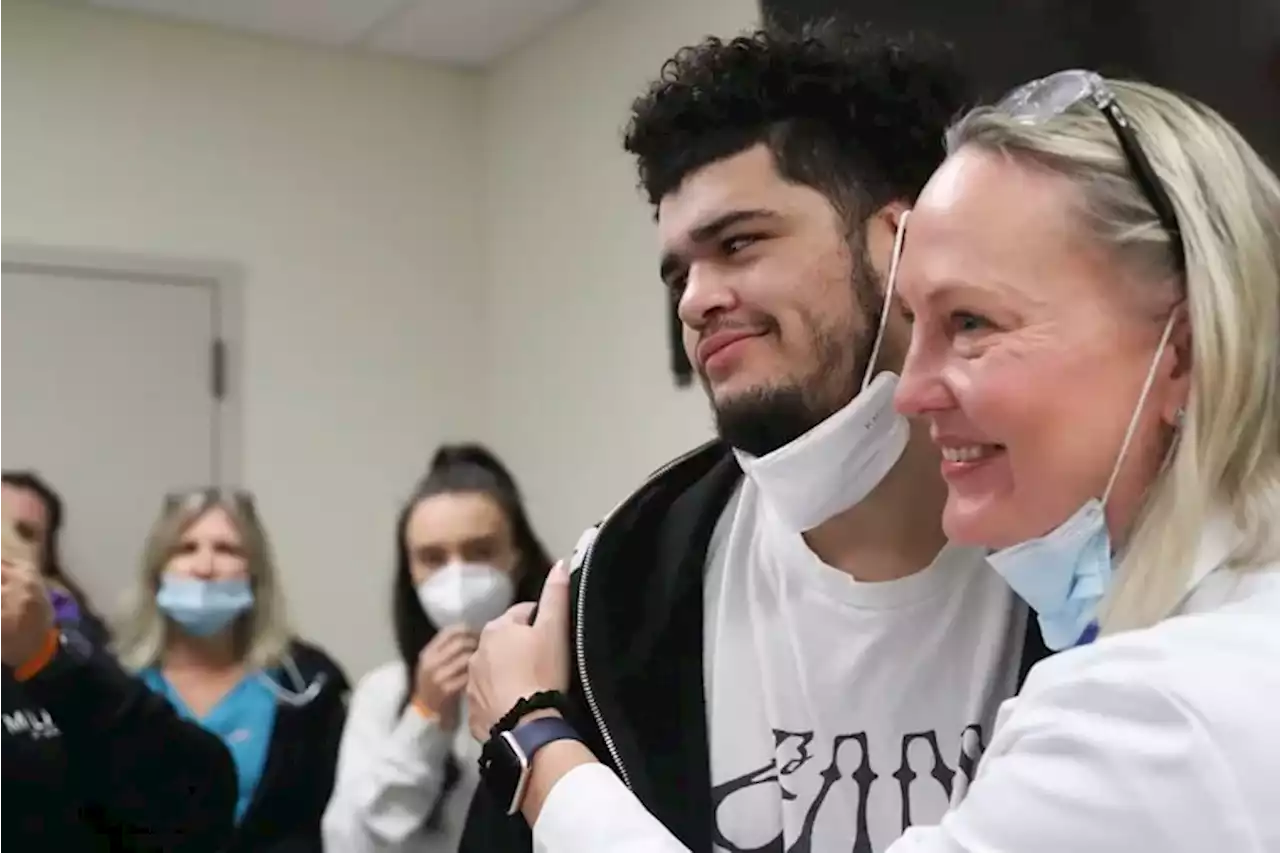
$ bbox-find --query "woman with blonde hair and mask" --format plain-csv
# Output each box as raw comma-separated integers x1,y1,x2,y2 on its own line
3,504,237,852
115,489,349,853
323,444,553,852
460,70,1280,852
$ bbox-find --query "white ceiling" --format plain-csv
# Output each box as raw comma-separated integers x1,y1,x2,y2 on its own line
83,0,598,68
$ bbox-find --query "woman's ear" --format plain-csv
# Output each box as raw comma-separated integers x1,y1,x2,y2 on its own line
1159,304,1193,427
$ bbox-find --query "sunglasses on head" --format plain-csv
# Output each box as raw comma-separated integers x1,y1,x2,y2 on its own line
986,69,1185,272
163,487,257,516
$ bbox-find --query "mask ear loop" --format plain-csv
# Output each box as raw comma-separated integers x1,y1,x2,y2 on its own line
1101,312,1179,506
861,210,911,393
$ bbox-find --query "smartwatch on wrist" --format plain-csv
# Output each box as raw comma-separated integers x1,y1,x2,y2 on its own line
479,692,583,815
480,716,582,816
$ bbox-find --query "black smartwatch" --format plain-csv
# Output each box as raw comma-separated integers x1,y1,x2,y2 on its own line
480,714,583,815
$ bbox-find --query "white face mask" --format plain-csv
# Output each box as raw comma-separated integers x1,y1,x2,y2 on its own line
735,371,909,532
416,562,516,631
733,211,913,533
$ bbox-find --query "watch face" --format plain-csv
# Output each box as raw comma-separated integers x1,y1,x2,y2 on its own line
59,628,94,659
479,731,529,815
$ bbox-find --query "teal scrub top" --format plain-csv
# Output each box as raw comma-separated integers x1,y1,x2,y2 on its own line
142,669,277,823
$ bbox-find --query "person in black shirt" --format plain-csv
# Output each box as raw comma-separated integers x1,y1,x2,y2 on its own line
2,470,112,648
2,511,237,852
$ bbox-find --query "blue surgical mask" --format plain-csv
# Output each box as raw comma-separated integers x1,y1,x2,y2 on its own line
987,313,1178,650
987,500,1112,650
156,576,254,637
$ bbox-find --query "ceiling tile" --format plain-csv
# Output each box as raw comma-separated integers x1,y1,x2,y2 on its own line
88,0,409,47
361,0,593,66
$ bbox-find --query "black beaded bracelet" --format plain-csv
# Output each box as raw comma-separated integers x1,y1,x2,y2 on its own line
488,690,573,740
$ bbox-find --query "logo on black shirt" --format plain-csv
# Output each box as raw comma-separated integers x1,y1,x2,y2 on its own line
2,708,62,741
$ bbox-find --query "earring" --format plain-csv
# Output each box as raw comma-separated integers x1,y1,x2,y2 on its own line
1174,407,1187,430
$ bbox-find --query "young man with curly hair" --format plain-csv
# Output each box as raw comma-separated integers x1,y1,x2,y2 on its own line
461,21,1047,853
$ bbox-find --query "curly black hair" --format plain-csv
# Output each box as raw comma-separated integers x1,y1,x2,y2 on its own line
623,19,972,224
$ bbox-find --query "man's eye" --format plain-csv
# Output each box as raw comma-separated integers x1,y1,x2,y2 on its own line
721,234,760,255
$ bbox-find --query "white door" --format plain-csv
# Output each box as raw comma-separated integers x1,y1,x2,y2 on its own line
1,262,227,620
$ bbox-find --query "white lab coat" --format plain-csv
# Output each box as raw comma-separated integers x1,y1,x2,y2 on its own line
322,662,481,853
531,517,1280,853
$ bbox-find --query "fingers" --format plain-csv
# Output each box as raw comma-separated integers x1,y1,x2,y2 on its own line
502,602,537,625
435,623,478,644
1,560,33,592
533,561,570,633
422,645,478,676
420,629,479,668
439,670,470,697
436,649,472,684
1,558,36,579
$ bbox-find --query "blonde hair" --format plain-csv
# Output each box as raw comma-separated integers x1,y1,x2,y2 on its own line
115,491,293,671
948,79,1280,633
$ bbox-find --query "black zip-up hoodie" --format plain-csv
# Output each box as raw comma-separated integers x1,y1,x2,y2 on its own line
226,639,350,853
2,629,238,852
459,440,1049,852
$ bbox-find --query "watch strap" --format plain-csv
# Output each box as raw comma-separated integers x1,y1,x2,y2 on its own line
489,689,573,740
510,716,581,761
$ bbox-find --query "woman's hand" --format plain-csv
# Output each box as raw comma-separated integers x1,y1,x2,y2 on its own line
1,557,55,669
413,624,479,730
467,561,571,742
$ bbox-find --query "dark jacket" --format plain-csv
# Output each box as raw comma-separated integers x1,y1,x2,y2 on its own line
224,639,350,853
2,628,238,852
460,440,1050,852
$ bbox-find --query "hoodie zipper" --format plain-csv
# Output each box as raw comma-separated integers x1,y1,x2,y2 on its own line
573,443,713,791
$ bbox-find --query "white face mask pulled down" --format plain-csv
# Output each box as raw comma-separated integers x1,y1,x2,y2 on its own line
416,561,515,631
734,211,913,533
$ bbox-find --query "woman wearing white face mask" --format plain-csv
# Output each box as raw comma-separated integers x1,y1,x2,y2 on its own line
115,489,350,853
323,443,554,853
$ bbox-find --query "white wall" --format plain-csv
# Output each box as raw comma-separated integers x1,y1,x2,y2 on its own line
1,0,759,674
480,0,758,554
2,0,484,677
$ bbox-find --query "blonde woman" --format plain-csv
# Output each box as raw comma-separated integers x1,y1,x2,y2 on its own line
116,489,349,853
461,71,1280,852
3,506,236,852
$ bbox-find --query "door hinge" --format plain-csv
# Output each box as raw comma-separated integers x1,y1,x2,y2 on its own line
211,338,227,400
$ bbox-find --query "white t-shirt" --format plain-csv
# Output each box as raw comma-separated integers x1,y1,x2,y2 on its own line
322,661,482,853
530,518,1280,853
704,483,1024,852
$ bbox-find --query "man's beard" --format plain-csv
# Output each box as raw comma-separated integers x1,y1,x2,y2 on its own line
710,251,885,458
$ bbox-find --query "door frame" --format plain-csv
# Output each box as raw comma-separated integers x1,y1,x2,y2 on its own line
2,242,244,488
